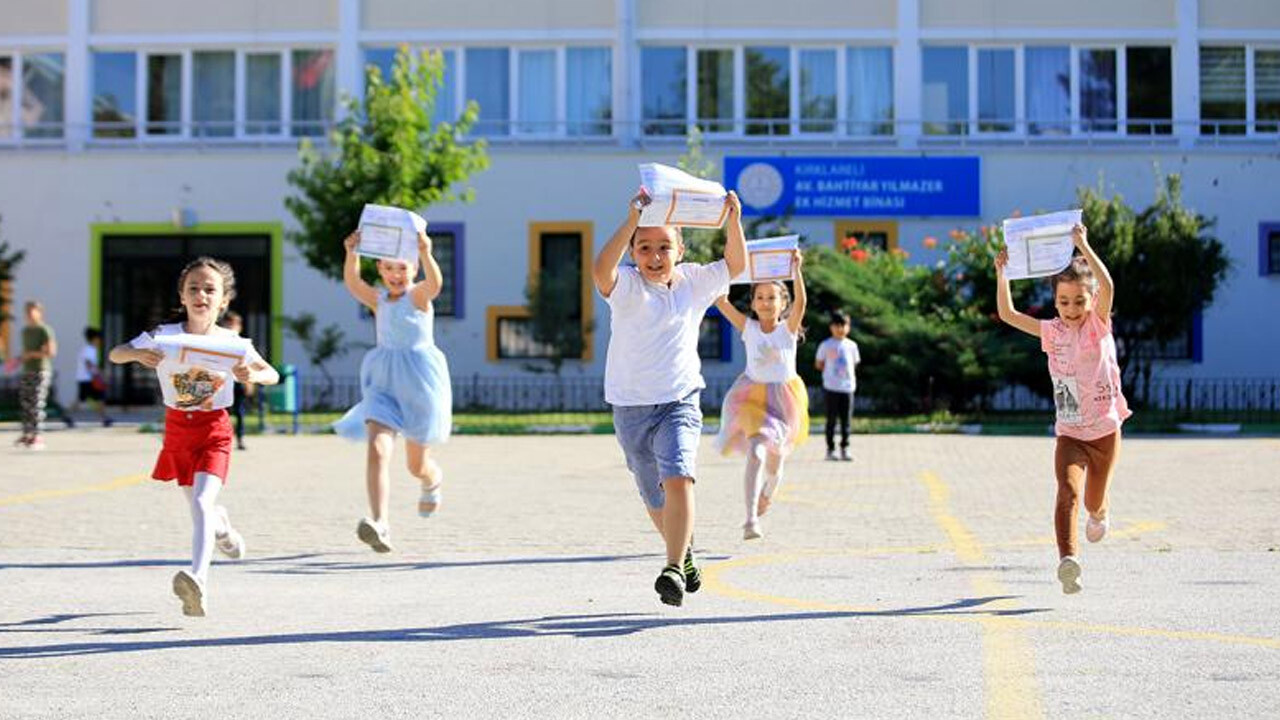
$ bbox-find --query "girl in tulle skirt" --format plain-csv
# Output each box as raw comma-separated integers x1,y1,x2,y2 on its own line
713,249,809,540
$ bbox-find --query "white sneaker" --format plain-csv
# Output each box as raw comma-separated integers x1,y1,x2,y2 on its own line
357,517,393,553
172,570,207,617
743,520,763,540
215,508,246,560
1057,556,1082,595
1086,514,1109,543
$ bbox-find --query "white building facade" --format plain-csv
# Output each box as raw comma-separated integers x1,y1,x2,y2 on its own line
1,0,1278,404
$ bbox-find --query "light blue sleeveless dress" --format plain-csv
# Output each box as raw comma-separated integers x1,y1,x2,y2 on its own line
334,289,452,444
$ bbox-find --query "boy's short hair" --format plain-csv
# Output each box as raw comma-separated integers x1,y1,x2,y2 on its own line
83,327,101,341
630,225,683,247
829,310,850,326
25,300,42,311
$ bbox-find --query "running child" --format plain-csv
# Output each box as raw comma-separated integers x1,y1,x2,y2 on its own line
16,301,57,449
73,327,113,427
713,249,809,540
108,257,279,617
815,310,860,461
995,223,1130,594
334,229,451,554
594,187,747,607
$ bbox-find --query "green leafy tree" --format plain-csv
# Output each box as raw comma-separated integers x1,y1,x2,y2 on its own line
523,269,595,376
284,47,489,282
280,312,361,408
0,217,27,360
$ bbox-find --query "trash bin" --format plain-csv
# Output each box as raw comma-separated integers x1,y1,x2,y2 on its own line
268,364,297,413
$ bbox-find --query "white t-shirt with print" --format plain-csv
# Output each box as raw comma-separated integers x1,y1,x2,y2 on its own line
76,345,100,382
603,260,730,406
817,337,860,393
743,319,798,384
131,323,262,411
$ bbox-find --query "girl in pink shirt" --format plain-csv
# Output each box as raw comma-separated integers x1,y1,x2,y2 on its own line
995,223,1131,595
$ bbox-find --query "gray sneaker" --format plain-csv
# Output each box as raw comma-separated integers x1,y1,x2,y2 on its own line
357,518,394,553
1057,556,1082,594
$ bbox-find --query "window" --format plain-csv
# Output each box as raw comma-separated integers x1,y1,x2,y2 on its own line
697,48,734,133
488,222,594,362
566,47,610,135
92,51,137,137
835,220,898,252
1262,224,1280,276
1255,50,1280,134
642,47,686,135
517,49,556,135
363,47,397,86
922,47,968,135
1080,48,1117,133
847,47,893,136
698,309,731,361
0,56,10,138
14,52,65,139
1126,47,1171,135
1201,47,1245,135
243,53,282,136
977,48,1015,133
427,224,465,317
746,46,789,135
292,49,334,137
1025,46,1070,135
145,53,182,136
799,49,837,133
465,48,510,136
193,51,234,137
490,308,552,359
365,47,456,126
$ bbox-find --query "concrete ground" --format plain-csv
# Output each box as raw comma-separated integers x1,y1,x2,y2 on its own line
2,426,1278,719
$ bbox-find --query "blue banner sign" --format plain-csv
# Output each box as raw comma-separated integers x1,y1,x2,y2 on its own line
724,156,981,217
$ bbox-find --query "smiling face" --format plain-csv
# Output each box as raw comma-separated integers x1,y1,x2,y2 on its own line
1054,280,1095,328
376,258,416,297
631,226,684,285
179,266,231,328
751,282,789,324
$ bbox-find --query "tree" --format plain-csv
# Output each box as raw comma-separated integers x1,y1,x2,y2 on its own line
284,47,489,282
280,312,359,408
0,216,27,361
523,269,594,376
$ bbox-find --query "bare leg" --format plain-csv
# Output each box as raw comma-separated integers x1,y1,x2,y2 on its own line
365,421,395,525
660,477,695,566
405,440,442,515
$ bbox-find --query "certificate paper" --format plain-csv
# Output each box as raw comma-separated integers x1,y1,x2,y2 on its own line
1001,210,1082,280
357,204,428,262
731,235,800,285
637,163,729,228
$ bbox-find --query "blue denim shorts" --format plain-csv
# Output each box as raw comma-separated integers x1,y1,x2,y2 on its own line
611,391,703,509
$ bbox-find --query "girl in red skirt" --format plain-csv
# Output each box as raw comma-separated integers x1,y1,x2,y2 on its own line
109,257,279,616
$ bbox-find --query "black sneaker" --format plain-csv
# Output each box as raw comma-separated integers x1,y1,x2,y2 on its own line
654,564,685,606
683,546,701,593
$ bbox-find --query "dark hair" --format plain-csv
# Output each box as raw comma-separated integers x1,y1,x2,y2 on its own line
629,225,683,247
220,310,242,329
175,257,237,320
83,327,101,342
829,310,850,326
1050,256,1098,296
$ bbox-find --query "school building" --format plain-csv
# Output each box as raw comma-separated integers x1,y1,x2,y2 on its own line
1,0,1278,405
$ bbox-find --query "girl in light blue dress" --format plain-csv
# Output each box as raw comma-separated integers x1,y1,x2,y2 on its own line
335,230,451,554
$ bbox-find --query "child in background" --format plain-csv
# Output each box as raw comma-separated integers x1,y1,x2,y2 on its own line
713,250,808,540
594,186,747,607
995,223,1130,594
108,257,279,616
16,301,57,450
815,310,860,461
220,312,251,450
73,327,113,427
335,229,451,554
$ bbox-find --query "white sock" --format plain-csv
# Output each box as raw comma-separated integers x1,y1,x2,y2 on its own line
744,441,765,524
183,472,223,584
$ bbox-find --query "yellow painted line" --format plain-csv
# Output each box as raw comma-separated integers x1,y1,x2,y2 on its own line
1010,618,1280,650
919,470,1043,720
0,473,150,507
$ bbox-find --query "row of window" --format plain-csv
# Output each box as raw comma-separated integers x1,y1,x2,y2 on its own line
2,43,1280,141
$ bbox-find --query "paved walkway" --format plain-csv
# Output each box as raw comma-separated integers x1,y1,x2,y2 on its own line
2,427,1278,719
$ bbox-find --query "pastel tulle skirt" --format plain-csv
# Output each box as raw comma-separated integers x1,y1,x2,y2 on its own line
334,344,452,445
715,374,810,457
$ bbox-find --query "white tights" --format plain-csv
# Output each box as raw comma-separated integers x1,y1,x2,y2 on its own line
181,473,228,584
744,440,786,524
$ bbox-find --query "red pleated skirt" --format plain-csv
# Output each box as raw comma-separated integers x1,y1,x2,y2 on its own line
152,408,233,487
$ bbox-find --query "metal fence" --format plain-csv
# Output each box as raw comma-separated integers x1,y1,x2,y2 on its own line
988,377,1280,424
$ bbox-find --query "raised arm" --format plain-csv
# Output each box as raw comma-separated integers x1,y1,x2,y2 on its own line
594,189,646,298
722,191,747,279
713,295,747,333
1071,223,1114,318
411,231,444,311
995,248,1041,338
343,231,379,311
787,249,807,336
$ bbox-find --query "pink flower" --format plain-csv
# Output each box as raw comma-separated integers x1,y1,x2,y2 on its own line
923,236,939,249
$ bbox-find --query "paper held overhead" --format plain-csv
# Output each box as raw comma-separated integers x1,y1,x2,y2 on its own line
1001,209,1083,280
357,203,428,263
731,235,800,285
637,163,729,228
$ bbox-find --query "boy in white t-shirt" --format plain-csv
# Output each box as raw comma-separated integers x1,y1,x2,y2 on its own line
593,186,747,607
73,327,113,426
815,310,860,461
